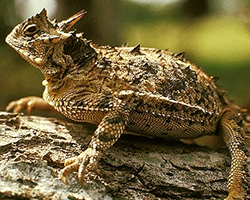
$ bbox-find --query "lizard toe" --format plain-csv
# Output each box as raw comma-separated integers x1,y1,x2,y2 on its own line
6,96,54,114
59,160,79,184
6,99,25,113
78,152,100,186
60,148,101,186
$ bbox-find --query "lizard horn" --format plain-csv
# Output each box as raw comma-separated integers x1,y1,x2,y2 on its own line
58,10,87,31
39,8,47,17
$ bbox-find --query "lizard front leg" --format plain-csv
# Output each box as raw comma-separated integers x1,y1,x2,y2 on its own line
219,111,248,200
59,103,130,185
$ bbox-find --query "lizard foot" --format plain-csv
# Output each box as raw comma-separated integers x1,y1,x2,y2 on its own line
59,148,101,186
6,96,54,114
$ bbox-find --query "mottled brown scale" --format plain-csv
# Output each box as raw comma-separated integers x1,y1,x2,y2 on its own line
5,9,250,199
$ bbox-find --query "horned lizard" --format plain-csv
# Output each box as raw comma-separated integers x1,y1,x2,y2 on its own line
5,9,250,199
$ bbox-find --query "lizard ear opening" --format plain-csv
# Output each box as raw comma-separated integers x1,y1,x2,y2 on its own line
58,10,87,31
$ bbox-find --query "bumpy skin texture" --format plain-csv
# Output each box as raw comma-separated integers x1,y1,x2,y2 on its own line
5,9,250,199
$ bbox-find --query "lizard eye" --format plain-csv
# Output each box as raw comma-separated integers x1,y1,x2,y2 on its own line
24,24,39,36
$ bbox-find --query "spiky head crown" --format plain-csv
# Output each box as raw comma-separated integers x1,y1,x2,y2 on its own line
6,8,86,68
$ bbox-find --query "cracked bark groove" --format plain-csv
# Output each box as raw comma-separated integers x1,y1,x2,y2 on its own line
0,112,249,200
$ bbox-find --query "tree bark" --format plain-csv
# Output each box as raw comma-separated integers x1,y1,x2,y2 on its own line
0,111,249,199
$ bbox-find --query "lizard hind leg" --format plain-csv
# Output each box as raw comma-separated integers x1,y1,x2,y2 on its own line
219,110,249,200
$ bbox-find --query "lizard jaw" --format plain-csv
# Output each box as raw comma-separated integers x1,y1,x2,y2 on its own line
18,48,44,66
5,34,44,67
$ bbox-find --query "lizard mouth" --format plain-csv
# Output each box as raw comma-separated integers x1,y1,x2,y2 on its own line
17,48,44,67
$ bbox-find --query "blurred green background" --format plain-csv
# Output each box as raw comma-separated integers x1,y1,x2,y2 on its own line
1,0,250,112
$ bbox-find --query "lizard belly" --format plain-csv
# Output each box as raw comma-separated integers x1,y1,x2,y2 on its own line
126,111,217,139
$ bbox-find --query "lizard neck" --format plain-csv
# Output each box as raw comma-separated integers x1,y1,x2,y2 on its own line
63,35,97,67
41,35,97,91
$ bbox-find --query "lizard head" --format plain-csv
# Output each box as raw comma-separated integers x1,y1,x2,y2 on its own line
5,8,86,69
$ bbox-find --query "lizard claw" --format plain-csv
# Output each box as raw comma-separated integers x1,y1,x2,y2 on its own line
6,96,54,114
59,148,101,186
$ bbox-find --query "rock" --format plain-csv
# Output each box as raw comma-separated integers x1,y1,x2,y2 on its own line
0,111,249,199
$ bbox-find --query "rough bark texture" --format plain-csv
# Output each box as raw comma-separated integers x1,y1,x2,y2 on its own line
0,111,249,200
